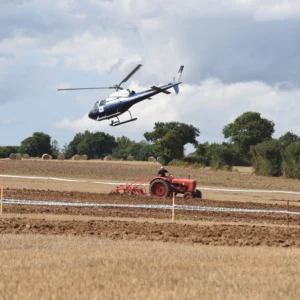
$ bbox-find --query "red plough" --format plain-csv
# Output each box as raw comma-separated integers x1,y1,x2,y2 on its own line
110,177,150,196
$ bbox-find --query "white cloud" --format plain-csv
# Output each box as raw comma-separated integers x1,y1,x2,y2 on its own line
0,117,17,125
46,32,143,74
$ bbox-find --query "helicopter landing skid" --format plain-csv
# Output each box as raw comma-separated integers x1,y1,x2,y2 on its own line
110,118,137,127
109,111,137,127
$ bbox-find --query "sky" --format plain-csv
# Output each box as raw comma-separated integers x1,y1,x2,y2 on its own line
2,0,300,154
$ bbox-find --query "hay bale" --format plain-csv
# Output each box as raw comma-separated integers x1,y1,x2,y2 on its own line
22,154,30,159
81,154,88,160
49,155,53,160
127,156,134,161
9,153,16,160
58,154,65,161
42,154,50,160
157,157,161,162
72,154,80,160
148,156,154,162
104,155,112,161
16,153,22,160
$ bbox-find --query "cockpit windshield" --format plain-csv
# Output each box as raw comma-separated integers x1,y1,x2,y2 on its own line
93,100,106,109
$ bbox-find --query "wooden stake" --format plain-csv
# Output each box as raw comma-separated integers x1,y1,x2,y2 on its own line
172,192,175,223
287,200,290,227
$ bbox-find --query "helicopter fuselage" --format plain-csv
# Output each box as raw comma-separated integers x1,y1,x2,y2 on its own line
88,83,175,122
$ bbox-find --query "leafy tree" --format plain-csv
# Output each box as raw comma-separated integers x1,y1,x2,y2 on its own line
0,146,19,158
250,139,283,177
51,140,60,159
19,132,52,157
210,143,234,170
183,154,199,164
112,136,135,159
144,122,200,164
279,131,300,147
223,112,275,158
127,141,156,161
67,130,117,159
195,142,250,167
61,143,72,159
282,142,300,179
195,142,211,166
67,132,86,157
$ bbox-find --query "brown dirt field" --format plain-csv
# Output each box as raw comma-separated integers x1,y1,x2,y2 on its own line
1,188,300,247
1,160,300,247
1,216,300,247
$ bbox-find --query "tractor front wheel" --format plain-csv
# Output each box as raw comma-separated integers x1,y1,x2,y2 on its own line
150,179,171,198
195,189,202,199
183,192,194,200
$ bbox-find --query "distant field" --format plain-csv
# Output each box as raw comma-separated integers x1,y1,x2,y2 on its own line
1,159,300,192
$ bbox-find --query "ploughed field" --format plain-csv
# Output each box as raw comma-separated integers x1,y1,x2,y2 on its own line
1,159,300,247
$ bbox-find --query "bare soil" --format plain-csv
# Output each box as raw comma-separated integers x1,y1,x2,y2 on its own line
2,188,300,247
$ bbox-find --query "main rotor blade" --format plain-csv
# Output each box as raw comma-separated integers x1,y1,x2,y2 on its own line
57,87,116,91
118,64,142,88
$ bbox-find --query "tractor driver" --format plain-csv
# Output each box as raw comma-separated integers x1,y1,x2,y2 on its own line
158,166,169,177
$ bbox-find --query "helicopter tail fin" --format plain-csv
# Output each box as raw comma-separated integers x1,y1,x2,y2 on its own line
173,65,184,94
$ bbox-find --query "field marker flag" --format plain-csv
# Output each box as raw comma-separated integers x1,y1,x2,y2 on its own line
172,192,175,222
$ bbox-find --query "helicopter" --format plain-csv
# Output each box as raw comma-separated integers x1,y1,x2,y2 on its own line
58,64,184,127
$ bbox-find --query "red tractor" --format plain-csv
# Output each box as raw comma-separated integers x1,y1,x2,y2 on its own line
149,174,202,200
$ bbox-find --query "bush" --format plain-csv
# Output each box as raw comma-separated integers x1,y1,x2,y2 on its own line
210,144,234,170
250,140,283,177
282,142,300,179
168,159,189,167
183,154,199,164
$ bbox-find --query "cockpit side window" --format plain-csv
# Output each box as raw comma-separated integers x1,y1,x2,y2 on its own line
93,101,99,109
99,100,106,106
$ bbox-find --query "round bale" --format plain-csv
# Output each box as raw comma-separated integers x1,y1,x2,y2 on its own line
9,153,17,160
22,154,30,159
148,156,154,162
16,153,22,160
127,155,134,161
42,154,50,160
58,154,65,161
72,154,80,160
104,155,112,161
81,154,88,160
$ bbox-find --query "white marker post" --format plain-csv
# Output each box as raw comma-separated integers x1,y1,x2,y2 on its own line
172,192,175,222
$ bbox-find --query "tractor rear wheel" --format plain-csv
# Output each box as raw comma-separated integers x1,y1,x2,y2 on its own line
183,192,194,200
150,179,171,197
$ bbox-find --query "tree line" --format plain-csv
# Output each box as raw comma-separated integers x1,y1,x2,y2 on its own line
1,111,300,178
